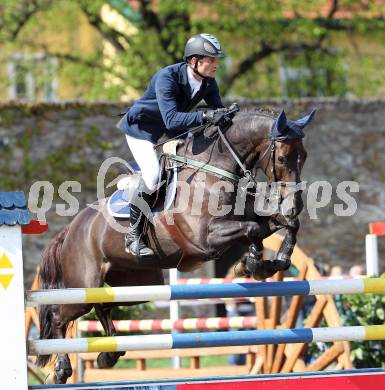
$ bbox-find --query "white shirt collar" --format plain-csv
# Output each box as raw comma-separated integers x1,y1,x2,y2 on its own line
187,66,202,98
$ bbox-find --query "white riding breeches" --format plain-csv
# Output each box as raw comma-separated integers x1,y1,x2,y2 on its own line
125,134,160,191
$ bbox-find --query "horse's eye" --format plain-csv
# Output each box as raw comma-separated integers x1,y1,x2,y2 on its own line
278,156,287,164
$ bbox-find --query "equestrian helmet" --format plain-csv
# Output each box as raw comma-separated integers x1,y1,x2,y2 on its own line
183,33,225,61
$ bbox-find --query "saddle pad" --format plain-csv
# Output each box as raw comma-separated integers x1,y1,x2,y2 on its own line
107,167,178,219
107,189,131,217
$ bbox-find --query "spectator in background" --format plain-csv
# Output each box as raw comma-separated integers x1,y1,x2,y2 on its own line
349,265,364,277
330,265,344,278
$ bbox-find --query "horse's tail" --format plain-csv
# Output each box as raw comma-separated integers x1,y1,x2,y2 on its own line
35,226,70,367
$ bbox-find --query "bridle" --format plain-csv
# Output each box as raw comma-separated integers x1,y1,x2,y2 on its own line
167,117,303,203
219,131,304,207
217,127,281,191
254,139,278,182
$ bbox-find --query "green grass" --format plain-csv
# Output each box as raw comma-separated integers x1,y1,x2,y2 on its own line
114,355,229,369
28,371,46,386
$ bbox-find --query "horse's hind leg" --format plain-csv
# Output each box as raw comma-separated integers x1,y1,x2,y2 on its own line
50,310,72,384
93,268,164,368
94,304,125,368
52,304,91,383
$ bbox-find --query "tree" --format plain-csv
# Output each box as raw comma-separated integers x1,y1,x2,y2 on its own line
1,0,385,100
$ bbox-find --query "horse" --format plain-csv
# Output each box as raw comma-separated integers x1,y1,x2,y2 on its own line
36,107,315,383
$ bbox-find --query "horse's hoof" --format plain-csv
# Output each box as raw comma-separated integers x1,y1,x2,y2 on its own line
54,360,72,384
251,272,266,281
244,245,264,274
97,351,125,368
252,269,275,280
234,261,250,278
272,259,291,271
252,259,290,280
54,374,68,385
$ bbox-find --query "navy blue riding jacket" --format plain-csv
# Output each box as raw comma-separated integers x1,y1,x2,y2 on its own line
117,62,223,143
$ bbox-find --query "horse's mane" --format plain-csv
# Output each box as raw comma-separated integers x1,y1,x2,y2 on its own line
237,106,279,119
230,107,277,137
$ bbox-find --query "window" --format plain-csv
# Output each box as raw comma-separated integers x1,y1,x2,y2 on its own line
7,53,58,101
279,49,347,98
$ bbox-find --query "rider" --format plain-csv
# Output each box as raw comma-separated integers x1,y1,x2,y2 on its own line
117,33,231,258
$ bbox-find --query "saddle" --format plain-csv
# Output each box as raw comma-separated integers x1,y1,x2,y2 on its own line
107,140,182,218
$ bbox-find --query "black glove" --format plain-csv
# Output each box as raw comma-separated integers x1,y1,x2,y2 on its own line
203,103,239,126
203,109,230,127
226,102,239,119
203,109,226,125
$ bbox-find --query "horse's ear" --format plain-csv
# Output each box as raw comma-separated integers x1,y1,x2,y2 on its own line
292,109,316,130
273,109,287,136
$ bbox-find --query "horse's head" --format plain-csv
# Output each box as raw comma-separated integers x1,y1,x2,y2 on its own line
199,107,315,220
256,109,315,219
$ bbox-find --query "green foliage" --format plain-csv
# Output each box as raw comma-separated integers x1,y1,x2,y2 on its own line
295,285,385,369
281,48,347,97
341,284,385,368
1,0,385,99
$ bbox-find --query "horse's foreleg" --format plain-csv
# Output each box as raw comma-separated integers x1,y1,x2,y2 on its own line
94,304,125,369
275,217,300,264
248,217,300,280
234,232,288,280
233,240,264,278
207,219,270,248
207,219,272,278
207,218,294,281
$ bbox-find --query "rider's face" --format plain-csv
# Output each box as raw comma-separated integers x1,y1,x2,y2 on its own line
194,56,219,78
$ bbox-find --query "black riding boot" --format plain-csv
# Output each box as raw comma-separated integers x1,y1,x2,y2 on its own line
125,193,154,257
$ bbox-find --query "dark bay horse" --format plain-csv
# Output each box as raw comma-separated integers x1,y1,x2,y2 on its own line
36,108,315,383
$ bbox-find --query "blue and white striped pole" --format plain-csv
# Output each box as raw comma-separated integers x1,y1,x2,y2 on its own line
29,325,385,355
27,278,385,306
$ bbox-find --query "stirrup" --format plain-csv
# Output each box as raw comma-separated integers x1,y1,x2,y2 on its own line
125,234,154,257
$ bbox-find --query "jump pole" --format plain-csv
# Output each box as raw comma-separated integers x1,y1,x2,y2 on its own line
27,278,385,306
78,316,258,332
29,324,385,355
